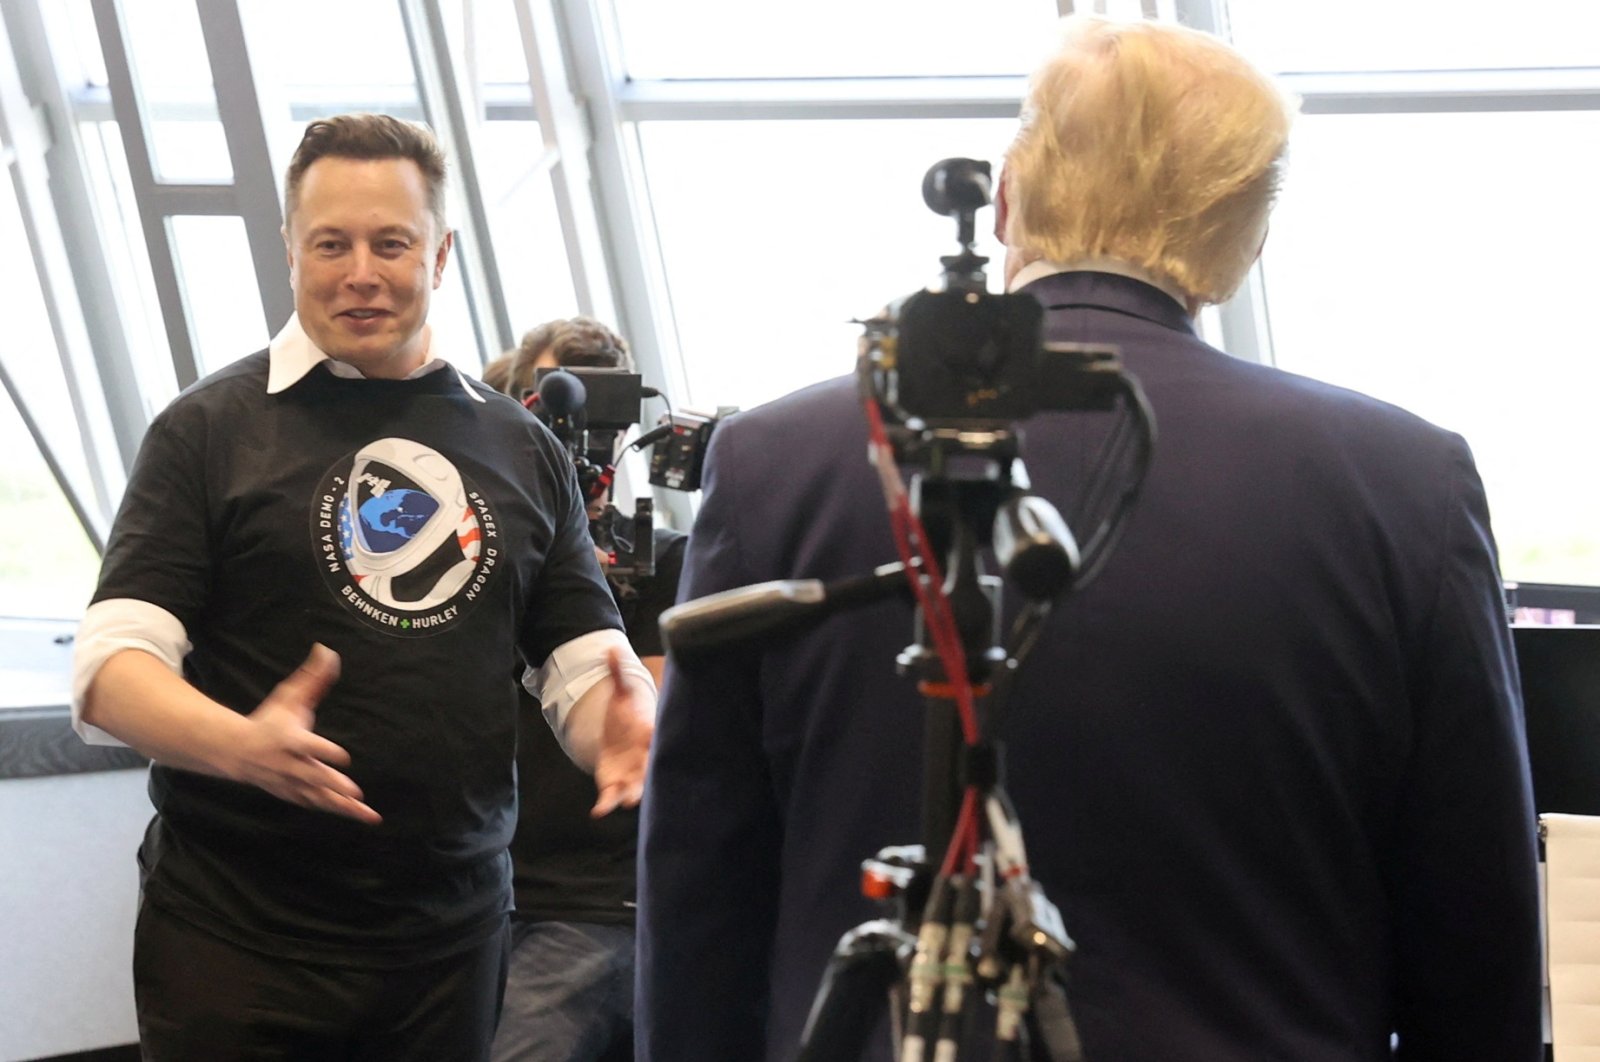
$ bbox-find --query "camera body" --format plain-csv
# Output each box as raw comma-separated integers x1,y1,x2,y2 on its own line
858,158,1127,440
854,157,1154,603
531,366,656,579
648,409,722,492
863,290,1128,432
888,288,1044,422
532,366,645,434
528,366,735,577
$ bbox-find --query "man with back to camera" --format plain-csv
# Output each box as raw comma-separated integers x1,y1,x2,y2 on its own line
637,15,1540,1062
481,318,687,1062
70,114,656,1062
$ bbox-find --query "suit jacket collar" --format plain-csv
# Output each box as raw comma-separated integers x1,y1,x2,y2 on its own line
1017,270,1198,338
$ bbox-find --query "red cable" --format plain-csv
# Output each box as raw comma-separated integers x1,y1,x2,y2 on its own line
864,398,988,882
940,786,984,878
864,399,978,745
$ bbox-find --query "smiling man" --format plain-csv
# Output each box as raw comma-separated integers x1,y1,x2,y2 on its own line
71,114,655,1062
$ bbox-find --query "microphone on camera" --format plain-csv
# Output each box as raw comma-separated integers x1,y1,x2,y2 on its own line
537,369,587,417
660,559,920,668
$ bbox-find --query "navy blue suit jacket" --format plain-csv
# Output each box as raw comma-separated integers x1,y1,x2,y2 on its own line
638,272,1541,1061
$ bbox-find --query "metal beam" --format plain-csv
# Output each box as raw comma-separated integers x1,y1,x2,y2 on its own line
512,0,615,324
88,0,202,387
0,0,130,542
399,0,514,362
0,358,105,553
1174,0,1227,36
140,182,240,213
1213,264,1275,366
66,65,1600,127
5,0,148,480
1285,68,1600,114
551,0,694,532
68,81,553,125
197,0,293,334
614,76,1028,122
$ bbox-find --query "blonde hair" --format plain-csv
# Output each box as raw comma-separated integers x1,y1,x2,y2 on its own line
1002,16,1296,305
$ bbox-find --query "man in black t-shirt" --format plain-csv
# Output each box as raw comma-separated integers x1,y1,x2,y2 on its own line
71,117,655,1062
485,318,684,1062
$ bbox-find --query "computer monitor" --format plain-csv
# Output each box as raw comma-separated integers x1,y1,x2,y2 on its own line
1515,624,1600,816
1506,582,1600,625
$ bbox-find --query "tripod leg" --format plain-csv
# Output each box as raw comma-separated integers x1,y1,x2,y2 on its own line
797,920,914,1062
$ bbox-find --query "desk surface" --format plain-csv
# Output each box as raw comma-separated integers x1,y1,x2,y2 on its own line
0,616,146,778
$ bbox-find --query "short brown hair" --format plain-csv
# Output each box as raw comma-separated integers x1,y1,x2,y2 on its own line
283,113,448,234
486,317,632,399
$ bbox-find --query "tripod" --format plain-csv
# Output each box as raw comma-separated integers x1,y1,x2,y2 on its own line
658,155,1155,1062
794,425,1090,1062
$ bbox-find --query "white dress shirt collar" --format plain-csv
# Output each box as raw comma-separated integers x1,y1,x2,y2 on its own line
265,313,484,402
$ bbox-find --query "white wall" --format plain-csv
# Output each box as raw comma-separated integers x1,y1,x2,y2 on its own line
0,768,149,1061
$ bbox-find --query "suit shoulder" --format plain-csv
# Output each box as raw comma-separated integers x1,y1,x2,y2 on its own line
1226,355,1465,455
714,375,860,446
705,377,866,492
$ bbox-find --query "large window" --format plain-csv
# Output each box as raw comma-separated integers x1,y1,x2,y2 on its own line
642,117,1018,411
1226,0,1600,72
0,390,101,620
609,0,1061,412
455,1,580,344
1220,1,1600,587
0,166,102,618
615,0,1064,80
4,0,1597,614
608,0,1600,587
1259,109,1600,585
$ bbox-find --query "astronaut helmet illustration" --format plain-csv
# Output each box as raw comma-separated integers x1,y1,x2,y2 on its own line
342,438,480,611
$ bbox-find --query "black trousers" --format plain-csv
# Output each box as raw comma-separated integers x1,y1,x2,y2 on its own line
133,900,511,1062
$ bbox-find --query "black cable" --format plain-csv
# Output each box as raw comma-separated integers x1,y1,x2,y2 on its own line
981,602,1051,744
1072,374,1156,591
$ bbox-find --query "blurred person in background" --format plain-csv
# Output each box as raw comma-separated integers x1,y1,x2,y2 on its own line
485,317,686,1062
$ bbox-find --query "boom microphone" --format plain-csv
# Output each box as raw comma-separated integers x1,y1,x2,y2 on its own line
660,560,918,668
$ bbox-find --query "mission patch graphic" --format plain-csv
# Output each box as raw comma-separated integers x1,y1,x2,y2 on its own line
312,438,500,635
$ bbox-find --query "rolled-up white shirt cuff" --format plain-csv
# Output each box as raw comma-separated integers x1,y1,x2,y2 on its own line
71,598,191,746
524,628,654,757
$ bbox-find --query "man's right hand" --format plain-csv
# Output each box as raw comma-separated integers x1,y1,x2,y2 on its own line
231,644,381,824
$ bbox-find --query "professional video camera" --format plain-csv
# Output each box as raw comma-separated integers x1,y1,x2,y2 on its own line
660,157,1156,1060
647,408,727,492
860,157,1138,463
529,366,735,581
531,366,657,580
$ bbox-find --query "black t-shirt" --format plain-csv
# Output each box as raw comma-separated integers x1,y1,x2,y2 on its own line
510,526,686,924
93,352,623,965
